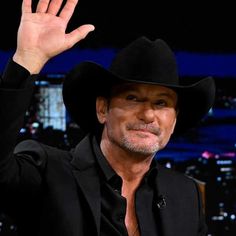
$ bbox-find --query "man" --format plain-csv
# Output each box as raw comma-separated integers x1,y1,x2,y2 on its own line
0,0,215,235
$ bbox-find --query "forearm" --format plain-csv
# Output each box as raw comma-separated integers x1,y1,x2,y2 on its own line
0,59,36,165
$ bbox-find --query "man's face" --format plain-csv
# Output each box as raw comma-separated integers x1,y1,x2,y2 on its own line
96,83,178,157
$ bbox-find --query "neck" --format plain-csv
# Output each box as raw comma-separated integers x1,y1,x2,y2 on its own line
100,138,154,183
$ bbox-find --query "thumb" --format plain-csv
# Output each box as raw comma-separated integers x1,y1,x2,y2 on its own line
66,24,95,48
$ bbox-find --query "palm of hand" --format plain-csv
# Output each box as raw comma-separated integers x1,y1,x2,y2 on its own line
13,0,94,74
18,12,69,60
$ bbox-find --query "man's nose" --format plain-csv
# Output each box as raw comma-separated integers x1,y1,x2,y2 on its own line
137,103,156,123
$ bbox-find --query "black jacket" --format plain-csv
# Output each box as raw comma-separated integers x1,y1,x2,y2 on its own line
0,69,207,236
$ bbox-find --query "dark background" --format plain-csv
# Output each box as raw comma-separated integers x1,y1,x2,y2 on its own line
0,1,236,236
0,0,236,52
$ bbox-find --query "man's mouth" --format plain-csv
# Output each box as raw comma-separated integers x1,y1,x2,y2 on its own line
127,124,161,136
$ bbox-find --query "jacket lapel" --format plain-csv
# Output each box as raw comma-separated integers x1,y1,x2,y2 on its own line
70,135,101,235
154,164,175,236
154,164,196,236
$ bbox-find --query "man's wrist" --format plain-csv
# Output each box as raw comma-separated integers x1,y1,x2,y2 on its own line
13,51,47,75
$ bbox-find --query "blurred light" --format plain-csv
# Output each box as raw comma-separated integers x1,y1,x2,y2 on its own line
217,177,222,182
230,214,236,220
212,216,224,221
20,128,26,133
32,122,39,128
165,162,172,169
217,160,232,165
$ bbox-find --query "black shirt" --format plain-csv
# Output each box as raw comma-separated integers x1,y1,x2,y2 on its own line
92,136,160,236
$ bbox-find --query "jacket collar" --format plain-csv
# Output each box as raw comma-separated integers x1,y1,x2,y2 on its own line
70,134,101,235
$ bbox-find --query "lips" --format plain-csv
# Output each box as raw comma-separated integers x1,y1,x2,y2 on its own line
126,123,161,136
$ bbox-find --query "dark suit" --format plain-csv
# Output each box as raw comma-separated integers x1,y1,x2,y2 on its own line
0,73,207,235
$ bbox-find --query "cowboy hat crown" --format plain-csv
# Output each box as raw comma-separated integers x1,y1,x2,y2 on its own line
109,36,179,85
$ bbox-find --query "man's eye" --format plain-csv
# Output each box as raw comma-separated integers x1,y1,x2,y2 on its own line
155,100,167,107
126,95,138,101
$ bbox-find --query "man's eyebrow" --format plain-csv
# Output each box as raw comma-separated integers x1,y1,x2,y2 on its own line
156,92,176,99
111,84,177,99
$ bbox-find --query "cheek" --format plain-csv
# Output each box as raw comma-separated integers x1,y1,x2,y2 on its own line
105,108,123,127
159,111,177,131
106,107,134,129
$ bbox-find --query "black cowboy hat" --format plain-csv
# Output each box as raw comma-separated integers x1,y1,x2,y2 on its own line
62,36,215,135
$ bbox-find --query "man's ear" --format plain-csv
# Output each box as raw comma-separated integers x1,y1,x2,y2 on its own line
170,109,178,135
96,96,108,124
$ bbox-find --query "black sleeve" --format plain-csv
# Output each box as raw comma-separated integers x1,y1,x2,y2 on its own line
0,57,40,189
0,58,31,88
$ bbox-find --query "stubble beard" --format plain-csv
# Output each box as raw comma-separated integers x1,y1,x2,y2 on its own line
119,134,162,156
107,129,163,157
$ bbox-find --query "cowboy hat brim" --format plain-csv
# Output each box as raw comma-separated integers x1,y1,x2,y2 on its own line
62,61,216,135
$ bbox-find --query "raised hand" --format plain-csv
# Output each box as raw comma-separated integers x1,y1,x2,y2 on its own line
13,0,95,74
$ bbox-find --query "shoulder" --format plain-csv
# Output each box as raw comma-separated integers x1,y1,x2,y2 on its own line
156,163,207,234
14,139,72,166
156,163,204,214
157,163,199,192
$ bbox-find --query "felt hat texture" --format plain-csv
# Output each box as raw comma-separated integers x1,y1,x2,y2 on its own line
62,36,215,134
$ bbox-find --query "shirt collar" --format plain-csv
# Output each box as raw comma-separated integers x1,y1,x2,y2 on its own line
91,135,158,186
92,135,117,181
144,158,158,187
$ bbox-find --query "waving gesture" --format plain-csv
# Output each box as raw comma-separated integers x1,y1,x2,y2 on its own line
13,0,95,74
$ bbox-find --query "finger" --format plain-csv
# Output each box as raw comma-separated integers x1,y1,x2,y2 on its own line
66,24,95,48
47,0,64,15
36,0,50,13
22,0,32,14
59,0,78,23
